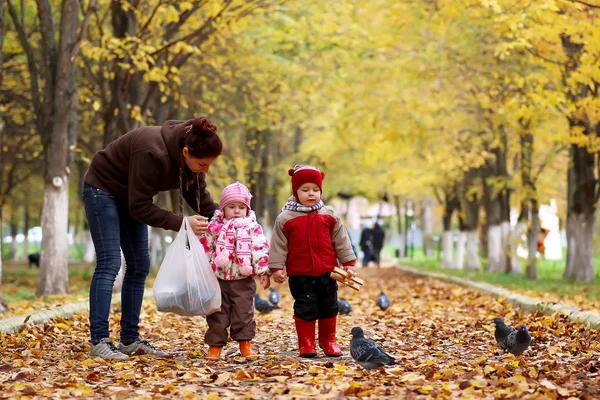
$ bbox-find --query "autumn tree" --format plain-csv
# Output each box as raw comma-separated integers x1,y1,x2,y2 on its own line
7,0,96,295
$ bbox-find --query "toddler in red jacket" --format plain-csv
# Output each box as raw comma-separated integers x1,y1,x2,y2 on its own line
269,165,356,357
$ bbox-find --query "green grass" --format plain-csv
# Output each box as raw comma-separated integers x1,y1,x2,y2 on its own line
1,261,158,303
396,248,600,303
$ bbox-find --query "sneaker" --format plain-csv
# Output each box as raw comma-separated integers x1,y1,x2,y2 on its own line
90,338,129,360
118,339,166,357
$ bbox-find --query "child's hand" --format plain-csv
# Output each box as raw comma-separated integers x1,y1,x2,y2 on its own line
273,270,288,284
344,265,356,275
260,275,271,289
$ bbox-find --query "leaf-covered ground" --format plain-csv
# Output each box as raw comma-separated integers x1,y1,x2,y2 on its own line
1,267,599,399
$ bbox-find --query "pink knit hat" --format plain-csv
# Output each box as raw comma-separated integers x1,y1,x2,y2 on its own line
219,182,252,215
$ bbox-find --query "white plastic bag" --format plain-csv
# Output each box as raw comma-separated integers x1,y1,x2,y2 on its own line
153,218,221,316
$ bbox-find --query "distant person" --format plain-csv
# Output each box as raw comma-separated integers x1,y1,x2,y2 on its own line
359,226,373,267
28,252,40,268
371,222,385,267
83,117,222,360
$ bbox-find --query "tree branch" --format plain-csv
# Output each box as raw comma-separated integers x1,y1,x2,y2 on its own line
568,0,600,9
525,47,567,67
6,0,41,114
72,0,97,58
138,0,164,38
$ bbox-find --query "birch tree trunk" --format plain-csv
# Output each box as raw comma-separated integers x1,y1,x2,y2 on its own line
465,230,481,270
455,231,467,270
36,0,96,294
561,34,598,284
421,197,434,257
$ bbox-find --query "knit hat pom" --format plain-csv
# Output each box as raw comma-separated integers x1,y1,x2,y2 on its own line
214,252,230,267
239,262,253,277
288,168,295,176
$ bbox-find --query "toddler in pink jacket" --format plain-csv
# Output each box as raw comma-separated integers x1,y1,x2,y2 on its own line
200,181,270,360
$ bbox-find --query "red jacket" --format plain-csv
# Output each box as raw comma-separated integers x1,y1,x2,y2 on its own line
269,203,356,276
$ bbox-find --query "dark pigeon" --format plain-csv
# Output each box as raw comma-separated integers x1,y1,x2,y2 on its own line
377,291,390,310
493,317,532,356
268,287,281,306
254,294,278,314
338,298,352,315
350,327,396,371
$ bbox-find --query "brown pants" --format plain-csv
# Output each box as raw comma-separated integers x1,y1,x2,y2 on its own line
204,277,256,346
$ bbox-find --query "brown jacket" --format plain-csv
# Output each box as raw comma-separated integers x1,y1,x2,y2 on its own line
85,120,217,231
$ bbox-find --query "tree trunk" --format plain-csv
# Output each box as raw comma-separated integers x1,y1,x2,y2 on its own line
82,230,95,263
112,252,125,293
421,197,434,257
465,230,481,270
456,169,482,270
441,198,454,268
561,34,598,283
487,224,502,272
38,0,83,295
10,214,18,261
565,212,595,283
441,231,454,269
23,197,30,260
564,143,598,283
455,231,467,270
526,200,539,280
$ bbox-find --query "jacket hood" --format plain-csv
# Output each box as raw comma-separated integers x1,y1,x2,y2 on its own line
160,119,193,170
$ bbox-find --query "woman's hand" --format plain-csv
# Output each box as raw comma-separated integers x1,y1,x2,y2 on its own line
187,215,209,235
272,270,288,284
260,275,271,290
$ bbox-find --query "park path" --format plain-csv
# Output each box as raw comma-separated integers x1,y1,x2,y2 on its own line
0,266,598,399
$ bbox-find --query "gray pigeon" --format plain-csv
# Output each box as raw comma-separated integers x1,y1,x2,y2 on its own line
377,291,390,310
338,298,352,315
350,327,396,371
254,294,278,314
268,287,281,306
493,317,532,356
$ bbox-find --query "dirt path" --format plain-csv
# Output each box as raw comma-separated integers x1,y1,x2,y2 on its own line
1,267,598,399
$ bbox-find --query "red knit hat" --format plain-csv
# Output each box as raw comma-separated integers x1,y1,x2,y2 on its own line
288,165,325,198
219,182,252,215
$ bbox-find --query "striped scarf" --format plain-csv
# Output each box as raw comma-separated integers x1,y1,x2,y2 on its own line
283,199,324,213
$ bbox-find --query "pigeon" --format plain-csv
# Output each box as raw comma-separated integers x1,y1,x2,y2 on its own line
493,317,532,356
377,291,390,310
338,298,352,315
268,287,281,306
350,327,396,372
254,294,278,314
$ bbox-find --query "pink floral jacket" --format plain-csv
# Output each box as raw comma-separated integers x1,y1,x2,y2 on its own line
200,210,270,280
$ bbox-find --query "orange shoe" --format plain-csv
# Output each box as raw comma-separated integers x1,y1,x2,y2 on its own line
205,346,222,361
239,341,257,359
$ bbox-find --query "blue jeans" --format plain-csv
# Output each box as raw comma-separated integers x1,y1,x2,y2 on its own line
83,182,150,344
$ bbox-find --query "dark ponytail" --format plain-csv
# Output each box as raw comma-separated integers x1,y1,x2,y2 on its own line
183,117,223,158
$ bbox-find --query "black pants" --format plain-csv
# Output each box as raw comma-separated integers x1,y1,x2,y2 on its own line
289,273,338,321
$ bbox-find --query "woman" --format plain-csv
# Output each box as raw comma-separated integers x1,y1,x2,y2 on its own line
83,117,222,360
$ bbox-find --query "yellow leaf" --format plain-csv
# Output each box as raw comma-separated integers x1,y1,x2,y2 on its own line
179,1,193,12
80,359,96,367
484,365,495,374
418,385,434,394
54,323,70,331
92,101,101,111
